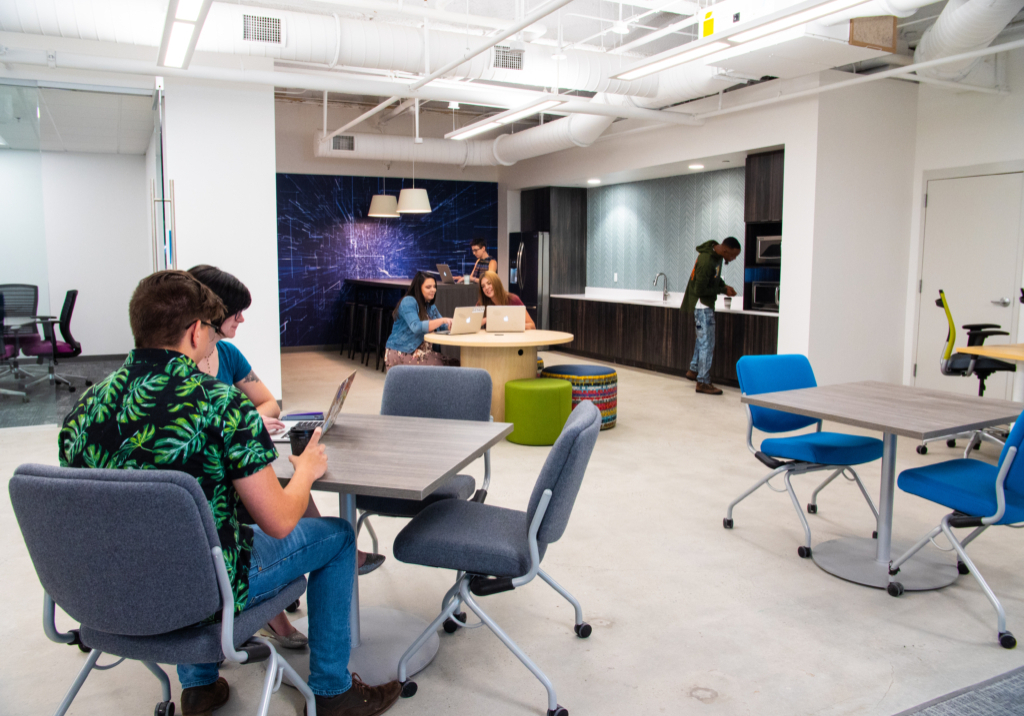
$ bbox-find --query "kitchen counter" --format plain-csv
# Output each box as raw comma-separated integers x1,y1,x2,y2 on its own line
550,291,777,317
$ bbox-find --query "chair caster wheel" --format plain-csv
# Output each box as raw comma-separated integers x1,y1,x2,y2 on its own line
400,681,418,698
872,531,878,539
574,622,592,638
723,518,733,529
797,546,812,559
958,560,970,575
916,445,927,455
285,599,300,613
443,618,460,634
999,631,1016,649
155,700,175,716
887,582,904,597
548,707,568,716
86,380,94,386
947,439,956,448
68,386,76,393
807,503,817,514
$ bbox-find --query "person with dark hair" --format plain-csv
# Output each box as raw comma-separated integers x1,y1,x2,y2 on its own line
681,237,742,395
477,271,535,330
384,272,455,369
455,236,497,284
58,270,403,716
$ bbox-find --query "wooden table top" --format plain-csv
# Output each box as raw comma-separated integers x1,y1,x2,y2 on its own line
742,381,1022,440
424,329,574,348
273,413,513,500
957,343,1024,362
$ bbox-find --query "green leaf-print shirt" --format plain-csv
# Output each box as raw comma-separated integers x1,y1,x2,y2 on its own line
58,349,279,617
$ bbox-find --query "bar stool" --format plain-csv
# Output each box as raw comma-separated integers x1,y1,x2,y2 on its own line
340,301,358,356
363,306,387,369
349,304,369,362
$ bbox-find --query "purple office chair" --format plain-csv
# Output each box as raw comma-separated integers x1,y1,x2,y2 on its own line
20,290,92,392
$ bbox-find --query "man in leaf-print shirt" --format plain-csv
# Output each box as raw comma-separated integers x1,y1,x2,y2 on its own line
58,271,402,716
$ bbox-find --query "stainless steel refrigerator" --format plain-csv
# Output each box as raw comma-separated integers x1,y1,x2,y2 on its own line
508,231,550,330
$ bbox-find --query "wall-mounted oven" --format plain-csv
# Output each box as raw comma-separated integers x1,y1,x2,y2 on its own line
755,235,782,264
751,281,780,312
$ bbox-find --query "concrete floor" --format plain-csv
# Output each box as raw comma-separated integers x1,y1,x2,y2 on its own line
2,350,1023,716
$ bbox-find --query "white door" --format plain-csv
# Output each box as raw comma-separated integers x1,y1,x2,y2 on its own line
915,172,1024,399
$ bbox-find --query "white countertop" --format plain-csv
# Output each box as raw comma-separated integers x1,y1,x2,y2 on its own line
551,287,778,317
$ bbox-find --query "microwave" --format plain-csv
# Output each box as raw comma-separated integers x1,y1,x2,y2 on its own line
755,235,782,264
751,281,779,312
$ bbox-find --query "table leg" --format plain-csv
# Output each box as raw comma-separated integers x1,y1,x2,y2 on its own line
340,493,361,647
460,345,538,421
811,433,958,590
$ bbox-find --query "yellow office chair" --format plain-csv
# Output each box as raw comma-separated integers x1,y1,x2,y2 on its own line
917,289,1015,455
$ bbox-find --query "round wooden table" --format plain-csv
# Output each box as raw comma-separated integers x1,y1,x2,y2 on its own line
424,330,574,420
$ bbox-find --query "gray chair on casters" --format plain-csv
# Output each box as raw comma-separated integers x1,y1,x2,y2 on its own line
356,365,493,556
393,401,602,716
8,464,313,716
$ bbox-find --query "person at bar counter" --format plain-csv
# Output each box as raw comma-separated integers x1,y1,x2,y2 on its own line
681,237,742,396
455,236,497,283
57,270,402,716
385,271,457,369
477,271,536,330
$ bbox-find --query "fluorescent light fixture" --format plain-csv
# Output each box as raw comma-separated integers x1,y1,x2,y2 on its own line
731,0,871,42
445,96,566,140
689,164,704,169
495,99,565,125
587,178,601,185
448,121,502,140
397,188,432,214
616,41,730,81
157,0,213,69
0,134,7,146
367,194,399,217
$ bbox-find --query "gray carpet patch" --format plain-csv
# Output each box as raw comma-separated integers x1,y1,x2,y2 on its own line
893,666,1024,716
0,358,125,429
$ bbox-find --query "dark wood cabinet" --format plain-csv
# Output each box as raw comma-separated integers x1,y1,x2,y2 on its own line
549,298,778,386
744,150,784,223
521,187,587,295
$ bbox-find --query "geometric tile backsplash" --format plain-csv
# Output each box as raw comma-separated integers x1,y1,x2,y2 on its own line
587,167,745,294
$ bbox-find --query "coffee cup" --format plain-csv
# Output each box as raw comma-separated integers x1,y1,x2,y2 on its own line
289,427,317,456
463,275,471,284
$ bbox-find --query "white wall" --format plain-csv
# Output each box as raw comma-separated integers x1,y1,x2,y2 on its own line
164,73,282,398
0,150,50,316
40,152,151,355
808,78,918,385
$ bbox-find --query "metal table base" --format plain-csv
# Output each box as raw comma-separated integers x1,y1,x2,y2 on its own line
812,536,959,590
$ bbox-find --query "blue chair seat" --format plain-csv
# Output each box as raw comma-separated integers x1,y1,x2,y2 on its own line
761,432,884,466
394,499,547,578
898,459,1024,525
357,474,475,518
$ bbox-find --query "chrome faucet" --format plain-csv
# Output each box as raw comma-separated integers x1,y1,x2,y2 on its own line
653,272,668,301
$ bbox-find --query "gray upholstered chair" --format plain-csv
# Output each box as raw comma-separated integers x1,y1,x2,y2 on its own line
8,464,312,716
356,365,493,554
392,401,602,716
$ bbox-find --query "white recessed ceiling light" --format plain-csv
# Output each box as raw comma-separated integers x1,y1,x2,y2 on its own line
611,22,630,35
689,164,705,170
587,178,601,185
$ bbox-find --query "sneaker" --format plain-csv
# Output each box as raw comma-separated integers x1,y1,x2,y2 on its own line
696,382,723,395
684,369,698,381
305,674,402,716
182,677,229,716
260,621,309,649
359,553,386,576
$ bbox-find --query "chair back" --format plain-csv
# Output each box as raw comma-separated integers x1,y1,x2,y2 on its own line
736,354,820,433
9,464,222,637
998,416,1024,493
0,284,39,340
381,365,491,422
526,401,601,544
57,289,81,351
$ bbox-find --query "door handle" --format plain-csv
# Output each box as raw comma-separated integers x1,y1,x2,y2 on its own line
992,297,1011,307
516,243,525,290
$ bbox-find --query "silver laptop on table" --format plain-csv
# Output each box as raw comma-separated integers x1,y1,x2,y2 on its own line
436,263,456,284
273,370,356,442
486,305,526,333
449,306,485,335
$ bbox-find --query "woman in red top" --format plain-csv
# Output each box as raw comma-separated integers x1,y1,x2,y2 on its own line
477,271,536,330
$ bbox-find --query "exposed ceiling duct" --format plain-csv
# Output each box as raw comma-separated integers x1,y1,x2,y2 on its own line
914,0,1024,80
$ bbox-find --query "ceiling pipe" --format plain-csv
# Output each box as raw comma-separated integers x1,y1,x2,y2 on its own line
914,0,1024,80
820,0,939,26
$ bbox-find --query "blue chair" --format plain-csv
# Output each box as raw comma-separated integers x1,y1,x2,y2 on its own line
887,415,1024,649
725,355,883,558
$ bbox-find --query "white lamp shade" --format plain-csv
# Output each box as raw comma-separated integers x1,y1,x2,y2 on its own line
367,194,399,217
397,188,432,214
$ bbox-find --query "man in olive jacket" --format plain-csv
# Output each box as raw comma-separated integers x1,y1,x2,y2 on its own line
681,237,741,395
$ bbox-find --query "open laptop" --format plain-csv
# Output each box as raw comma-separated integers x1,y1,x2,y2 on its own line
486,305,526,333
449,306,485,335
436,263,456,284
272,370,356,442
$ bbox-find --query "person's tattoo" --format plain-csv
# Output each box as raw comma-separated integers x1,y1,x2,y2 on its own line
242,369,260,383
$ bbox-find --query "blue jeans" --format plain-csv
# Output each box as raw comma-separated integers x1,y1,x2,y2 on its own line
689,307,716,384
177,517,356,697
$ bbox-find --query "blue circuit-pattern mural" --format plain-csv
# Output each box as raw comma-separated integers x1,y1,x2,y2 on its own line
278,174,498,347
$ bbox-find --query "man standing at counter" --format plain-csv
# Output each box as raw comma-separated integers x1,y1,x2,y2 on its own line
682,237,742,395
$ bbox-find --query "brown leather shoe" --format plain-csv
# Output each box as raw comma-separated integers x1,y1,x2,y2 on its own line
305,674,402,716
684,369,698,381
696,382,723,395
181,677,229,716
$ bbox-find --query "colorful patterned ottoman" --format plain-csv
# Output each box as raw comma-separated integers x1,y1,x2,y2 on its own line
540,364,617,430
537,357,545,377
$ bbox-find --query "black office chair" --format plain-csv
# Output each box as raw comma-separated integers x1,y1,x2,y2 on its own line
917,289,1015,456
20,290,92,392
0,295,29,402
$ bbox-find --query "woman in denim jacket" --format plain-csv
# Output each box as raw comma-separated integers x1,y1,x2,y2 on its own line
384,272,457,369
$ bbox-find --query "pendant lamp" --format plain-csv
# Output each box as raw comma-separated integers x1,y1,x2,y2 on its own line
368,177,399,218
398,99,432,214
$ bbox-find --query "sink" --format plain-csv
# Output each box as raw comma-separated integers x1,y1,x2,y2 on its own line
630,298,683,308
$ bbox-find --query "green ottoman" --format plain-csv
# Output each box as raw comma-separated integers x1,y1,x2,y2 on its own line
504,378,572,446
